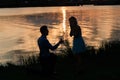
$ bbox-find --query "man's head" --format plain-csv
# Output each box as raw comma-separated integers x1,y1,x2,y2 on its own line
40,25,49,36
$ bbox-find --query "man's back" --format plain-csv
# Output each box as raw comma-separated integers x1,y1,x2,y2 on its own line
38,35,50,57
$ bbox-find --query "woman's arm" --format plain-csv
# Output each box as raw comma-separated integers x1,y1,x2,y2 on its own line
70,29,73,37
73,26,81,38
46,39,63,50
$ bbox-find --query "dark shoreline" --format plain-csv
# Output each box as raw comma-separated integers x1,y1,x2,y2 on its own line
0,3,119,8
0,0,119,8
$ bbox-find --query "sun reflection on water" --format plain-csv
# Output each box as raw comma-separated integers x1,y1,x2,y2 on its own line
62,7,66,33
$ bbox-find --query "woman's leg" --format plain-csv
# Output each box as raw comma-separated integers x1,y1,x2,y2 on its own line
74,53,83,73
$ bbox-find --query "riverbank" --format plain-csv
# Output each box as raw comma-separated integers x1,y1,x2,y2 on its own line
0,40,120,80
0,1,119,8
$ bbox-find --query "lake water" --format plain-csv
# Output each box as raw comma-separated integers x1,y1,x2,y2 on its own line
0,5,120,64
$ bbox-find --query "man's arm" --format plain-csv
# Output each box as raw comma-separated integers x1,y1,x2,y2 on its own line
45,39,62,50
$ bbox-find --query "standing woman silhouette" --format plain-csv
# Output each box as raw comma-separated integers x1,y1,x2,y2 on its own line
69,16,86,71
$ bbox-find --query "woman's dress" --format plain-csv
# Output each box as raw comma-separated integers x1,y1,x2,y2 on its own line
71,25,86,54
72,36,86,54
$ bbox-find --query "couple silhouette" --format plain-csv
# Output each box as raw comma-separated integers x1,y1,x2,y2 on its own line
37,16,86,75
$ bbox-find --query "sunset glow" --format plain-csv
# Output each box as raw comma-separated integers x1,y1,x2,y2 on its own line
0,6,120,64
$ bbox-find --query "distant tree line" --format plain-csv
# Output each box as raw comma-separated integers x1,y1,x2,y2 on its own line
0,0,119,7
